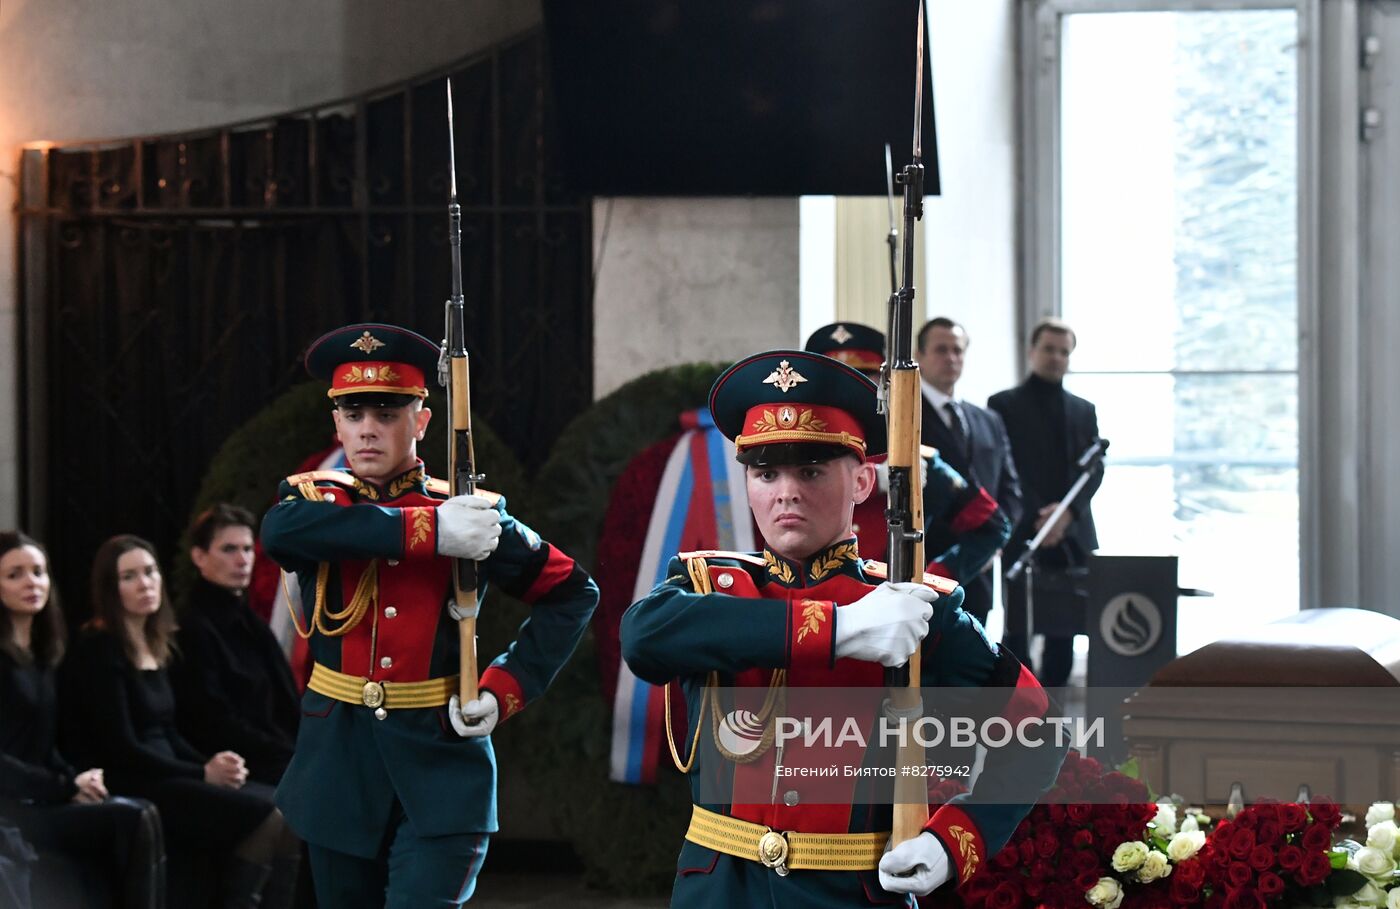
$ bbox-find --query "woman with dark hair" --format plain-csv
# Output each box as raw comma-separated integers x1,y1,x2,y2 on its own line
64,535,298,909
0,530,164,908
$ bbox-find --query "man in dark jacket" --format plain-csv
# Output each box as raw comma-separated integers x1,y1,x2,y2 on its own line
988,318,1103,688
173,504,301,788
917,317,1023,626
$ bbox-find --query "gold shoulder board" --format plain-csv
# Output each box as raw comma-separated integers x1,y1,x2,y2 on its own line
861,559,960,595
424,477,501,505
285,469,358,487
677,550,767,568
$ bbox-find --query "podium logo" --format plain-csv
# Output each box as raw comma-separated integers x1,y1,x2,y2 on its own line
1099,593,1162,657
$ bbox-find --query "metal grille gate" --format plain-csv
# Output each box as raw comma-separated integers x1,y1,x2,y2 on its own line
17,30,592,608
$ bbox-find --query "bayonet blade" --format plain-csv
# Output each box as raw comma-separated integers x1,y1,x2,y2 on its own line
884,143,897,234
447,78,458,200
913,0,926,163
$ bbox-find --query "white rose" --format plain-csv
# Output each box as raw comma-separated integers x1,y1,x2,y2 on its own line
1086,876,1124,909
1355,846,1397,880
1111,841,1149,872
1136,851,1172,883
1387,887,1400,909
1167,830,1207,862
1366,802,1396,828
1152,801,1178,837
1351,883,1386,906
1179,814,1200,833
1367,821,1397,855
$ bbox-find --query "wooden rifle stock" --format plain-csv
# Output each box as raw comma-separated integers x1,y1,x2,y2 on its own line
449,355,479,704
888,371,928,844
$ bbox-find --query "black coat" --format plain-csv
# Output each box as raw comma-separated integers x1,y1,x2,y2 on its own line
0,651,76,806
170,577,299,786
60,629,275,849
923,395,1023,621
988,376,1103,561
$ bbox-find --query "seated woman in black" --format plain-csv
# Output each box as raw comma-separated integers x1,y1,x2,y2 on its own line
64,535,298,909
0,531,164,908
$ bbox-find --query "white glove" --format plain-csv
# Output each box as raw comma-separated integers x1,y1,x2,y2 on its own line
834,582,936,667
448,692,499,738
879,832,952,895
436,495,501,561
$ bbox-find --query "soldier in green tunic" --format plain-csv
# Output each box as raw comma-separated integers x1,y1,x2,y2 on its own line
621,349,1065,908
262,323,598,909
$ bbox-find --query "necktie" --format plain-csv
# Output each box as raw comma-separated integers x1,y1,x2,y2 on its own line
945,401,969,460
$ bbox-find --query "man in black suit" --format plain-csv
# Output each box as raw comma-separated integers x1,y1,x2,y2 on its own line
988,317,1103,688
917,317,1022,627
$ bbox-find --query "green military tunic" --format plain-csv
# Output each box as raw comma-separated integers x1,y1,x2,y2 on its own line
263,462,598,858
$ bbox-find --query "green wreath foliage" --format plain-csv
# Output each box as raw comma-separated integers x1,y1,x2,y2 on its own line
531,361,728,568
496,362,727,894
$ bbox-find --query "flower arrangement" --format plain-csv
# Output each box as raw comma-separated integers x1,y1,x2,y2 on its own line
921,752,1397,908
922,750,1157,908
1328,801,1400,908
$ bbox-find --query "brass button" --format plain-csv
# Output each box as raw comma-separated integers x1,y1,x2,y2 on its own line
783,790,799,807
384,606,398,618
380,656,393,669
387,559,400,567
716,572,734,589
374,707,388,720
324,493,337,503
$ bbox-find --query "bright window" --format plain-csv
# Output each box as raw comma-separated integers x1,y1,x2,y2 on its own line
1057,9,1299,655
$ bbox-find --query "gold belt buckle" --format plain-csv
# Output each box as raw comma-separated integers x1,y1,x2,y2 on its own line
361,680,386,709
757,830,790,877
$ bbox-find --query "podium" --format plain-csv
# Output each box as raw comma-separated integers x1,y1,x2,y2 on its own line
1004,554,1186,759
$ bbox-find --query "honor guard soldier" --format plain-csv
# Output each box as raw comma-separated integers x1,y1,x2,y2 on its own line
620,350,1064,908
805,322,1010,578
262,323,598,909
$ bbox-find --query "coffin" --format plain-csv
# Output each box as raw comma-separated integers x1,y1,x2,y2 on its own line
1122,608,1400,806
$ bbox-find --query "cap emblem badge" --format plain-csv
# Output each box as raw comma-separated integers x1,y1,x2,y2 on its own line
762,360,808,394
829,325,854,344
350,331,386,354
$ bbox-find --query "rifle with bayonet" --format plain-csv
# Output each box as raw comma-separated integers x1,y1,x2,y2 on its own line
442,78,486,705
880,0,931,847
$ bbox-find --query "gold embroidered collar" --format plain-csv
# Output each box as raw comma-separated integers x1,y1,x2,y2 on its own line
763,538,862,587
352,463,427,501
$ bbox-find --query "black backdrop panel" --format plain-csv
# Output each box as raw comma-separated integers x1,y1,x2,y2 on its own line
542,0,940,196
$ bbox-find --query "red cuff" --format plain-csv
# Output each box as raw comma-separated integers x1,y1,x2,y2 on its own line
522,543,576,603
788,599,835,669
479,667,526,722
925,804,986,887
951,488,999,534
1002,663,1050,726
403,506,437,558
